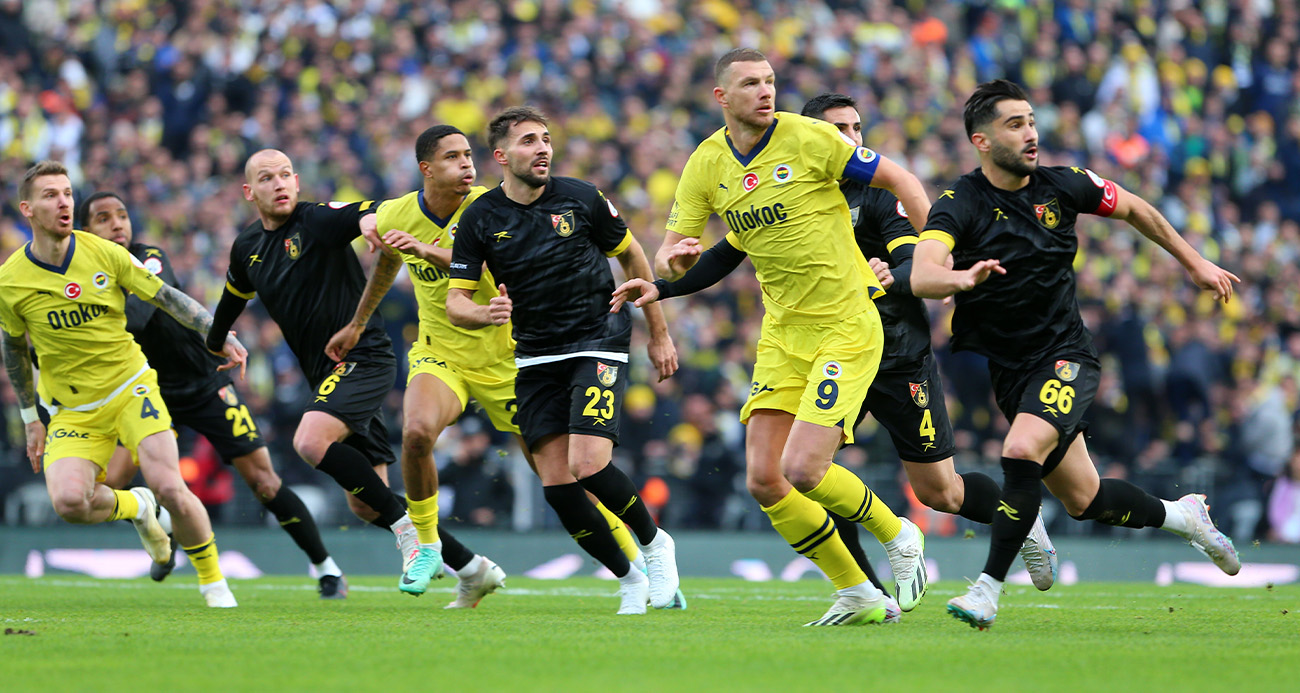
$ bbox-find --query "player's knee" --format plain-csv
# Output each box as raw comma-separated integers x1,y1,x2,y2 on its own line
346,495,378,523
401,420,437,456
1060,488,1096,518
913,481,962,514
50,489,94,523
292,430,328,465
245,472,281,501
746,474,786,507
149,478,191,513
1002,439,1049,463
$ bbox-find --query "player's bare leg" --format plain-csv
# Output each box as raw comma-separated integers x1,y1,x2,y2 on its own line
102,445,180,582
396,373,459,594
45,457,120,524
137,431,234,607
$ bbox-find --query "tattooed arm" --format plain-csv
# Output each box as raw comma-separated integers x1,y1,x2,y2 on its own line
2,330,45,471
325,250,402,362
147,284,248,378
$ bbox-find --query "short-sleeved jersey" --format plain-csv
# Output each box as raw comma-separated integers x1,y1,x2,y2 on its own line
377,186,514,369
666,112,885,324
843,182,932,371
920,165,1119,368
0,230,164,409
449,177,634,363
226,201,392,385
123,243,228,402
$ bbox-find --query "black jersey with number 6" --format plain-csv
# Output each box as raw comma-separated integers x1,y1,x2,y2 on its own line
449,177,634,361
123,243,229,403
921,165,1119,368
225,201,391,385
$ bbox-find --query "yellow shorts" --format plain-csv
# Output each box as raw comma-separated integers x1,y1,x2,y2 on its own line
407,343,520,435
43,368,173,481
740,309,883,444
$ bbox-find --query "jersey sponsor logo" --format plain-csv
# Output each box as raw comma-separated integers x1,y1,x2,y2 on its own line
742,172,759,192
91,272,109,289
723,202,787,234
1054,360,1079,382
854,147,878,164
493,230,512,242
717,183,728,191
218,385,239,407
772,164,792,182
450,262,468,270
993,207,1008,221
408,262,450,283
1034,198,1061,229
284,233,302,259
939,189,955,200
552,210,575,237
909,381,929,408
596,361,618,386
248,254,262,265
132,384,150,396
143,257,164,275
63,282,81,299
46,303,110,329
46,427,90,441
896,201,909,218
749,381,775,397
822,361,841,380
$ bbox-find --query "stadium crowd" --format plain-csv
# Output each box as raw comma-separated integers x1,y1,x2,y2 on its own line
1,0,1297,544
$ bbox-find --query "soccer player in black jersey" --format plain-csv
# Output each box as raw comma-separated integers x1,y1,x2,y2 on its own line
208,149,497,582
616,93,1061,607
909,80,1241,629
78,191,347,598
447,107,682,614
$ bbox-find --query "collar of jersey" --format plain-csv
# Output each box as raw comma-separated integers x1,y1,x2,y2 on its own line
417,190,454,228
25,231,76,275
725,117,778,167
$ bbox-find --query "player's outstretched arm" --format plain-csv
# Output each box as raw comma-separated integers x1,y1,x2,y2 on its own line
1108,184,1240,303
859,156,931,235
327,250,402,361
615,235,677,381
613,235,747,312
383,229,453,269
910,239,1005,299
446,286,510,330
654,231,703,281
148,284,248,379
1,330,44,471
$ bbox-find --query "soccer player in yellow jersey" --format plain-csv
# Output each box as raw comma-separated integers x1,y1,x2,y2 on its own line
328,125,661,608
0,161,245,607
650,48,934,625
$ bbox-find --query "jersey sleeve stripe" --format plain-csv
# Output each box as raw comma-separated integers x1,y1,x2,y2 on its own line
225,281,256,299
604,230,633,257
448,279,479,292
886,236,918,253
723,231,743,250
919,230,955,251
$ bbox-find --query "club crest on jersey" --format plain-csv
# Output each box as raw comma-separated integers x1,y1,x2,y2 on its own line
284,233,302,259
773,164,792,183
333,361,356,377
552,210,575,237
449,223,458,240
1054,360,1079,382
92,272,109,289
742,172,759,192
822,361,841,380
63,282,81,299
909,381,929,408
132,384,150,396
144,257,164,275
596,362,618,387
1034,199,1061,229
218,386,239,407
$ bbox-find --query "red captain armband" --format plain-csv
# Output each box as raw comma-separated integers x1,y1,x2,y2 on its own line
1084,168,1118,216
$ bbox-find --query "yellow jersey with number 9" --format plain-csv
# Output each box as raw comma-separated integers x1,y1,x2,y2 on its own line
0,230,164,409
666,112,884,324
377,186,514,369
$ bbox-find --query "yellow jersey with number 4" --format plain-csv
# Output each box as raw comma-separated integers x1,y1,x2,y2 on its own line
0,230,164,409
377,186,514,369
667,112,885,324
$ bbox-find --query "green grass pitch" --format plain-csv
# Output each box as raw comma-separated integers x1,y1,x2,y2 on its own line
2,576,1296,691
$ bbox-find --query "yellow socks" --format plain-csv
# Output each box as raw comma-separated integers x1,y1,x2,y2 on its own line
407,493,441,545
183,534,224,585
596,501,639,562
107,489,140,522
804,463,903,543
762,489,865,590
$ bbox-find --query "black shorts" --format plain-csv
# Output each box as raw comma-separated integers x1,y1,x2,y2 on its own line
515,356,628,450
991,356,1099,472
304,357,398,466
856,353,955,463
167,383,264,462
